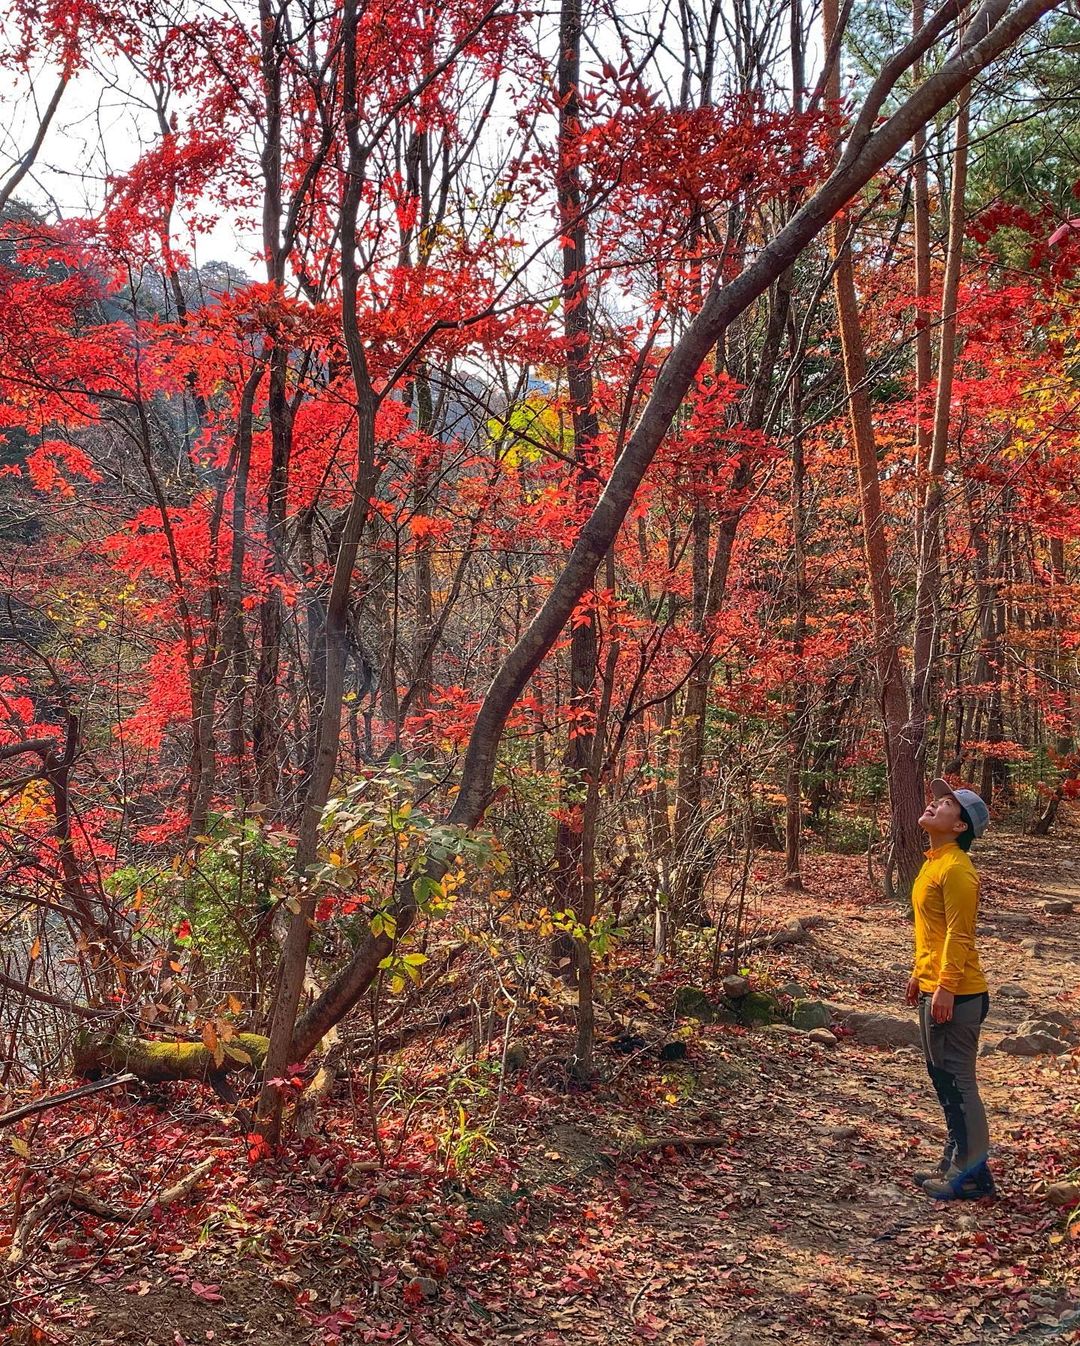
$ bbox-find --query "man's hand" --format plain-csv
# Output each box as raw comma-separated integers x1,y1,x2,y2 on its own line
905,976,920,1007
931,986,955,1023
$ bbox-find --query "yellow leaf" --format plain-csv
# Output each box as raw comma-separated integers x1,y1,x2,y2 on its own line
29,938,40,961
11,1137,31,1159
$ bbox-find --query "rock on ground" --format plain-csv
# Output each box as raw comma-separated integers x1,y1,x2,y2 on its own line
836,1010,922,1048
1041,899,1075,915
792,999,831,1030
737,991,781,1026
1045,1181,1080,1207
1017,1014,1079,1043
675,986,731,1023
997,1031,1069,1056
808,1028,838,1048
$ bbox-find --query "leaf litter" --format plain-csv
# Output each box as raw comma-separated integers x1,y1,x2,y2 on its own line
2,831,1079,1345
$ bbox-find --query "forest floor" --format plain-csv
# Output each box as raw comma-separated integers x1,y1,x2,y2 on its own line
3,824,1080,1346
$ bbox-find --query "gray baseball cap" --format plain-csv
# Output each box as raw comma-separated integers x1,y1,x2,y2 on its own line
930,779,990,839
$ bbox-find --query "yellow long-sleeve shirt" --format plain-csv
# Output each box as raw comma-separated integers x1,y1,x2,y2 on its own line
912,842,987,995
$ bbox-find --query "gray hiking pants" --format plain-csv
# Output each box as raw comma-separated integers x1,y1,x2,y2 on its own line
918,991,991,1174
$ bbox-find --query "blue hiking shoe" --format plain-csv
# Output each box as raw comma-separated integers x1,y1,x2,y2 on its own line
922,1164,997,1201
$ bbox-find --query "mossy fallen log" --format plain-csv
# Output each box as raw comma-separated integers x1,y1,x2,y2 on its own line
73,1032,270,1087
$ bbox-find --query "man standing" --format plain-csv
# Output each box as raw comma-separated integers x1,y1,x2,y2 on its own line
905,778,994,1200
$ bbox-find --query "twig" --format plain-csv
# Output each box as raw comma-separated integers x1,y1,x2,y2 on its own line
7,1155,221,1264
0,1073,138,1129
8,1182,126,1263
156,1154,218,1207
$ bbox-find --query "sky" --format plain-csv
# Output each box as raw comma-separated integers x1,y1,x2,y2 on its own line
1,0,827,278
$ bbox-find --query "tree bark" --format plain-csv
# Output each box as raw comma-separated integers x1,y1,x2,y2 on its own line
251,0,292,812
550,0,603,1080
912,67,970,776
823,0,926,899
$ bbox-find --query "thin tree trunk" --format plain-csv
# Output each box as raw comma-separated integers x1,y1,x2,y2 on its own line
251,1,291,812
784,342,808,890
255,0,380,1137
912,68,970,775
550,0,601,1063
824,0,924,899
784,0,808,892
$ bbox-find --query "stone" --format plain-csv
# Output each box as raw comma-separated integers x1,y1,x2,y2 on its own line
406,1277,439,1301
889,962,909,974
1041,899,1075,915
736,990,781,1026
819,1123,857,1139
792,999,831,1031
996,984,1030,1000
1017,1016,1079,1043
503,1042,528,1072
839,1011,922,1049
808,1028,838,1048
1044,1181,1080,1207
675,986,727,1022
722,974,751,1001
780,980,809,999
997,1032,1069,1056
1021,939,1047,957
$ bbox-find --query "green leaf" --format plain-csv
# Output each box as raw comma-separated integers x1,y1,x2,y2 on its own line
412,875,442,904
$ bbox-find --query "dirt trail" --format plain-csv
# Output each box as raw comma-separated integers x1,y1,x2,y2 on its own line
6,828,1080,1346
455,827,1080,1345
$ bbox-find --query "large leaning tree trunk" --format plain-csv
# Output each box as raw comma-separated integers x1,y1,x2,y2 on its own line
258,0,1061,1135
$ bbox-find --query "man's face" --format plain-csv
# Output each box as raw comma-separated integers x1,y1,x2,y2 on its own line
919,793,965,837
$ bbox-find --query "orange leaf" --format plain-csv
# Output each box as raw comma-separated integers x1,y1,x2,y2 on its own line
201,1022,223,1068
